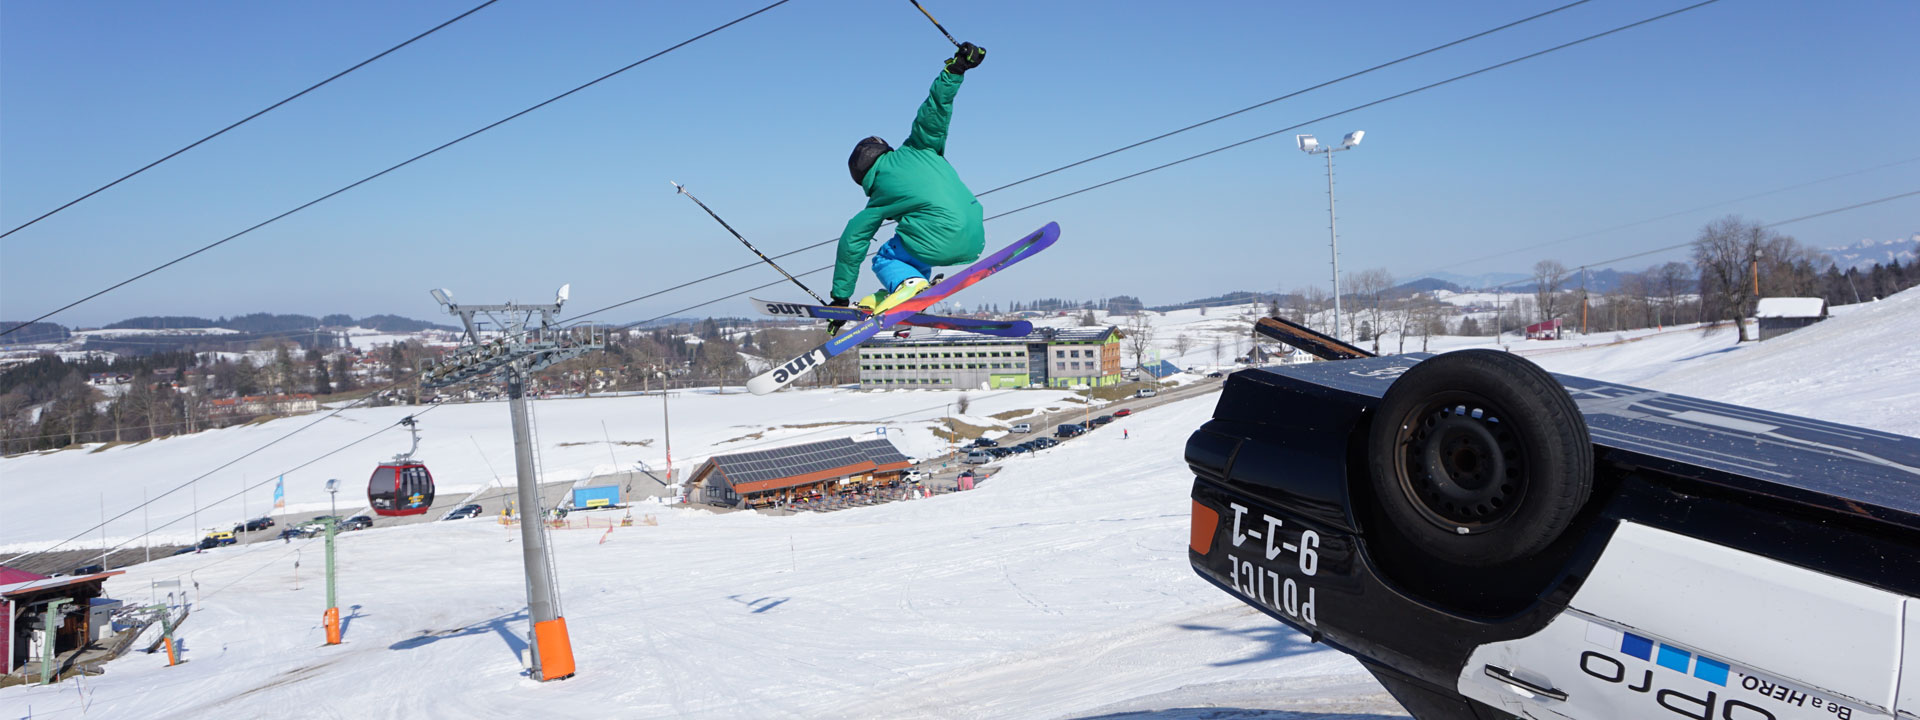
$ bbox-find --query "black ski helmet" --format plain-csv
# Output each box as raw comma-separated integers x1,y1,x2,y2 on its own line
849,136,892,185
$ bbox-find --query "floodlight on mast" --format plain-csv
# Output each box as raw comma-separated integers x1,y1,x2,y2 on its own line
1293,129,1366,343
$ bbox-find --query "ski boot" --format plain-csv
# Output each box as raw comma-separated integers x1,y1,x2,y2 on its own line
871,277,930,314
857,277,930,315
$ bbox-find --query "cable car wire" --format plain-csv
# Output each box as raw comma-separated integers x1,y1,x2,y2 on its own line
14,183,1908,568
555,0,1726,328
1422,155,1920,276
978,0,1726,223
0,0,504,241
0,0,1761,564
0,396,443,565
972,0,1596,198
0,0,795,339
1472,188,1920,291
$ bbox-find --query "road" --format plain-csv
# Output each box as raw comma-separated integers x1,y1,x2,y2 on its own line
910,374,1226,491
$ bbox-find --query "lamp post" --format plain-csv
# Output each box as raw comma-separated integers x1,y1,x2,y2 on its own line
325,478,338,518
1296,131,1364,342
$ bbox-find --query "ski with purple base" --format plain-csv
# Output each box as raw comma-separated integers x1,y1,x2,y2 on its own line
749,298,1034,338
747,222,1060,395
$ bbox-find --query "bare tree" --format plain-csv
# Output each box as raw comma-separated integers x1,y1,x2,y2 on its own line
956,393,971,415
1399,296,1449,353
1293,286,1330,330
1125,314,1155,369
1532,259,1569,323
1173,333,1194,359
1348,268,1395,353
1656,261,1691,325
1212,336,1224,368
1691,215,1774,342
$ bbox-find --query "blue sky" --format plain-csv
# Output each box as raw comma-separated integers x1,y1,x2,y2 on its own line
3,0,1916,328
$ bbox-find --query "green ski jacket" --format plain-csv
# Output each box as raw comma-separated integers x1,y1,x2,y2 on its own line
832,69,985,300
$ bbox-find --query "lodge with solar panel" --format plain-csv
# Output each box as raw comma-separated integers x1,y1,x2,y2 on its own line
856,326,1122,390
690,437,914,508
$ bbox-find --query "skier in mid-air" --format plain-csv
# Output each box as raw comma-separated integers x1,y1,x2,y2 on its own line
827,41,988,336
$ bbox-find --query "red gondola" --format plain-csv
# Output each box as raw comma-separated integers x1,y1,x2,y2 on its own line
369,416,436,516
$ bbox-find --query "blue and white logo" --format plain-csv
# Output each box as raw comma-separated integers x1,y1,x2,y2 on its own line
1586,619,1729,686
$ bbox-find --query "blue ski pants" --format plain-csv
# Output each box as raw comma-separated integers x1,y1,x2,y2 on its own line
872,236,932,293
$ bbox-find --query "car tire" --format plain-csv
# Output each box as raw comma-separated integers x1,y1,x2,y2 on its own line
1366,350,1592,567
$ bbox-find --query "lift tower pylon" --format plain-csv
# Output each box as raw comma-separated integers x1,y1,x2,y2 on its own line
423,285,602,682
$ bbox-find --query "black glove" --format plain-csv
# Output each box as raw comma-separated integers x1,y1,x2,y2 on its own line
826,297,851,337
945,42,985,75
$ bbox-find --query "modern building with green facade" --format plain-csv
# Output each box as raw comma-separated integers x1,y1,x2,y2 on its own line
856,326,1121,390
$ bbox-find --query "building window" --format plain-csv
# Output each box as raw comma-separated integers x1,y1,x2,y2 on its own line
1055,350,1065,358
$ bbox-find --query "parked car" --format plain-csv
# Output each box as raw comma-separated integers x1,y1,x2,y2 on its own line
1055,423,1087,438
205,530,237,546
70,564,104,576
342,515,374,531
1090,415,1114,427
1033,436,1059,449
277,527,310,541
1206,371,1226,378
964,449,994,464
172,546,197,556
1114,408,1133,417
902,470,928,484
1136,388,1158,398
310,515,342,527
442,504,484,521
971,437,999,448
1010,423,1032,434
241,517,274,531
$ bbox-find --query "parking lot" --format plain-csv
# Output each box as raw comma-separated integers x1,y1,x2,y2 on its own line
908,374,1227,489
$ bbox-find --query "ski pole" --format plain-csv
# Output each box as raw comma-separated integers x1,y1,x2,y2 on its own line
908,0,961,47
670,181,827,304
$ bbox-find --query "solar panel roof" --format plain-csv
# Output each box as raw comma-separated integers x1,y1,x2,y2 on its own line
852,439,911,466
709,437,910,485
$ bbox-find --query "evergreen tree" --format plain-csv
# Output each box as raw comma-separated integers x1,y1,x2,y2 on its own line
313,356,333,394
333,356,358,392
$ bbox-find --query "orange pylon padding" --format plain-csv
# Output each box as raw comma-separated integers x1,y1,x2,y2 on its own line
324,606,342,645
163,637,177,666
533,617,576,681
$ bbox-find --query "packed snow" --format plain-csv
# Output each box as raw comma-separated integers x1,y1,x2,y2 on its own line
1,392,1401,719
3,288,1914,718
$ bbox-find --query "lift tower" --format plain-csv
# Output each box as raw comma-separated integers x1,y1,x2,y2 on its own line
423,285,602,682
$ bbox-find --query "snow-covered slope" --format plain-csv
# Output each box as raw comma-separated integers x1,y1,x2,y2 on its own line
1584,288,1920,435
5,289,1913,718
0,388,1083,552
1,393,1399,720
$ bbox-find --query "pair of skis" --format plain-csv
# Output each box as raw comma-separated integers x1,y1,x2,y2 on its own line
746,222,1060,395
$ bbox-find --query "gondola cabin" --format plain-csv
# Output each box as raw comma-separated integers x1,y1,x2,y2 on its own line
368,462,435,516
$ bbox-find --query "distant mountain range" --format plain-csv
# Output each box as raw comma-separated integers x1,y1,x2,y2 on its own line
1413,271,1532,291
1412,270,1631,294
1824,234,1917,270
